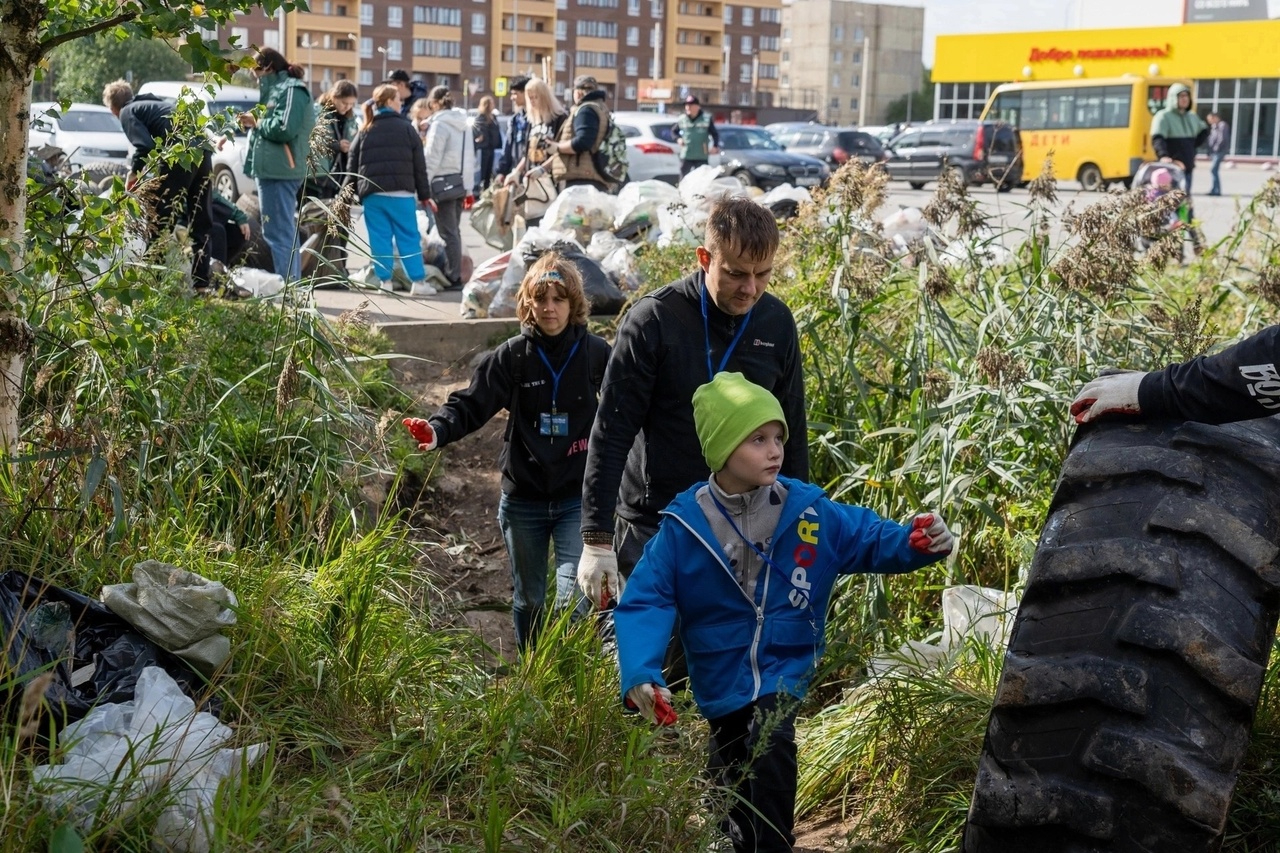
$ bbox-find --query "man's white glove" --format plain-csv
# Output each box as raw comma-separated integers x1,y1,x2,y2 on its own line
577,544,623,607
625,683,676,725
1070,371,1146,424
909,512,955,555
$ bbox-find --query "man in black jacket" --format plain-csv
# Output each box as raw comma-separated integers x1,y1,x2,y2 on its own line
577,197,808,624
389,69,427,118
496,75,530,181
103,80,214,291
1072,326,1280,426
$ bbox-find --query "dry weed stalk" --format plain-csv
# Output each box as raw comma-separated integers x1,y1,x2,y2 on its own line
1027,154,1059,206
923,263,954,300
825,159,890,224
17,672,54,743
922,167,988,237
275,348,300,418
1051,188,1182,297
975,346,1028,387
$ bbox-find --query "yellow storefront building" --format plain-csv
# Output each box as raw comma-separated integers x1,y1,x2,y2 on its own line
932,20,1280,158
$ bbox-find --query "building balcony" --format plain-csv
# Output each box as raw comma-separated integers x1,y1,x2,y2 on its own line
576,35,617,52
297,47,358,66
676,11,723,31
295,13,358,31
497,0,558,16
500,29,556,50
410,57,463,75
412,24,462,39
676,72,723,89
675,43,721,62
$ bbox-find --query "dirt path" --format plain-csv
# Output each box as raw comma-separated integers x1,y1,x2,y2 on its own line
393,356,858,850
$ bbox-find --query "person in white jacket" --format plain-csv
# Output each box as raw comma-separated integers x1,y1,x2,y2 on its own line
422,86,477,291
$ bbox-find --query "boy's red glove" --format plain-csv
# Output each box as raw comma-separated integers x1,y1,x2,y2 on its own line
625,683,677,726
909,512,954,555
402,417,438,451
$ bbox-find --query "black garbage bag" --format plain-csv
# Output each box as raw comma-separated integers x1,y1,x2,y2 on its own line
523,240,627,316
0,572,216,730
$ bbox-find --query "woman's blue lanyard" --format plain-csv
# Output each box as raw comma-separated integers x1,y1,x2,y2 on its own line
701,284,753,383
534,338,581,413
708,491,817,629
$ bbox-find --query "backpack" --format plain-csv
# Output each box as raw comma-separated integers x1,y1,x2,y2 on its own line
593,119,629,191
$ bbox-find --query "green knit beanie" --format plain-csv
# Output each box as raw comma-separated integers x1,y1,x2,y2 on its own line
692,372,788,472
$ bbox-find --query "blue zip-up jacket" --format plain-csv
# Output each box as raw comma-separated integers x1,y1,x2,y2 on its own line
615,477,944,720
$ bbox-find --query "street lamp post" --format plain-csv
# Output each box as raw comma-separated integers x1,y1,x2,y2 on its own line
348,32,360,90
301,36,317,95
377,45,388,81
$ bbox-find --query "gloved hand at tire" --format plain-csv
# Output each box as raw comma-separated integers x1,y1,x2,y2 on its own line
1070,371,1146,423
909,512,955,555
625,683,677,726
577,545,623,607
402,417,438,451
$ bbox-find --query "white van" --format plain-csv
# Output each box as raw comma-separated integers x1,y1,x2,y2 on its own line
137,81,260,200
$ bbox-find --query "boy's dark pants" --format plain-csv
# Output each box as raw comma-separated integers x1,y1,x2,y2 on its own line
707,693,798,853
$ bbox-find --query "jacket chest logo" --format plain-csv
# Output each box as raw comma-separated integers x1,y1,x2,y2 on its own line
789,506,818,609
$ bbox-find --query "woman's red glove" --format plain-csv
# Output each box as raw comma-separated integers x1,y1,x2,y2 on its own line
402,417,437,451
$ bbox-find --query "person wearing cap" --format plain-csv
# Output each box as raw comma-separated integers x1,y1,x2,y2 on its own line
497,75,531,182
239,47,315,282
577,197,809,683
615,371,954,853
389,69,428,118
672,95,720,177
551,75,610,192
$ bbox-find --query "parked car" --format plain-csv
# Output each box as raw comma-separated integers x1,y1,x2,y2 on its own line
763,120,825,136
715,124,829,190
769,126,889,170
27,102,131,169
884,120,1023,190
137,81,261,200
858,124,904,145
609,111,688,184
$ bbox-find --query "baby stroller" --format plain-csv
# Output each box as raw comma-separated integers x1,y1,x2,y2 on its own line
1132,161,1204,257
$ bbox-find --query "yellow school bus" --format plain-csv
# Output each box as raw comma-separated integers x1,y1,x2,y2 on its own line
978,75,1191,191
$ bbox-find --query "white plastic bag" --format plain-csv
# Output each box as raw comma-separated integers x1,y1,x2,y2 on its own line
586,231,629,261
541,185,617,241
461,251,512,318
33,667,266,853
229,268,284,299
613,180,683,232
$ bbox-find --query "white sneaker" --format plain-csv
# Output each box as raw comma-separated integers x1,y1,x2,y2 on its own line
409,280,438,297
379,280,395,292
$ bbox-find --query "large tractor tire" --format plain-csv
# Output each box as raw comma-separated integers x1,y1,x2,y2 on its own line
965,417,1280,852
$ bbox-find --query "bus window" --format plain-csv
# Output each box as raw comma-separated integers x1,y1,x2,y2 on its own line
1047,89,1076,129
1102,86,1131,128
1021,91,1049,130
1074,90,1103,128
990,91,1021,126
1147,84,1170,115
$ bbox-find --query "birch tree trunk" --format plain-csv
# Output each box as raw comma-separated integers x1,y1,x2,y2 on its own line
0,0,43,454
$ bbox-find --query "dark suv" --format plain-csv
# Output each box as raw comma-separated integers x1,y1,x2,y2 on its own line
884,120,1023,190
770,126,889,169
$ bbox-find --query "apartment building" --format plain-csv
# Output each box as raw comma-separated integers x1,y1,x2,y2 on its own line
779,0,922,125
217,0,780,111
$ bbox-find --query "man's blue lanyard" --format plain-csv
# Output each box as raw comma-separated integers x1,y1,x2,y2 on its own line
701,284,753,383
708,490,816,623
534,338,581,412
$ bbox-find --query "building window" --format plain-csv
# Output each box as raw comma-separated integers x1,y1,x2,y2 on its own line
832,73,840,88
577,0,620,6
651,0,663,17
649,27,657,47
625,56,639,75
850,97,859,110
760,36,779,52
360,69,373,86
229,26,249,47
739,63,751,83
625,84,637,99
741,35,752,55
387,5,402,27
742,7,753,26
360,36,373,58
830,96,839,110
724,5,733,24
263,29,280,48
556,50,567,70
557,0,567,7
833,24,843,41
626,26,639,46
781,51,789,62
853,73,860,87
739,91,753,106
387,38,402,60
833,50,842,64
782,27,789,40
470,45,485,65
556,20,567,39
780,74,788,87
360,3,373,25
577,20,618,38
853,26,864,43
472,12,486,32
414,6,460,25
758,63,777,79
760,7,780,23
575,51,618,67
413,39,461,57
629,0,641,13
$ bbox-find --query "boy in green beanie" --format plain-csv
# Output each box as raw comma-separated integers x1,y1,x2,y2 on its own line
614,372,954,852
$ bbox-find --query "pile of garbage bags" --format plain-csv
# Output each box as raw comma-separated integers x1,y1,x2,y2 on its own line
3,564,259,852
463,166,815,319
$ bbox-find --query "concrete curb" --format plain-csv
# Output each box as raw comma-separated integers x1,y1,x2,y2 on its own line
373,318,523,364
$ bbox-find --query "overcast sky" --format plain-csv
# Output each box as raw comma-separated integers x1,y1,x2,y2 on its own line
902,0,1183,65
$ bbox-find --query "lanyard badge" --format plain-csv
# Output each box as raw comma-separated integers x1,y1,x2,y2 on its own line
535,338,580,438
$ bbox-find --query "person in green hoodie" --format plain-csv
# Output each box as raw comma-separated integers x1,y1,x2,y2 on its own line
1150,82,1208,253
1151,83,1208,195
239,48,315,281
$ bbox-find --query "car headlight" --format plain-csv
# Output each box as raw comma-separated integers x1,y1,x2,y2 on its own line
754,164,787,176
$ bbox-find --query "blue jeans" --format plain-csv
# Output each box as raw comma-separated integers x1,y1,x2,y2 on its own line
497,494,589,650
362,194,426,284
256,177,302,281
1210,153,1225,195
